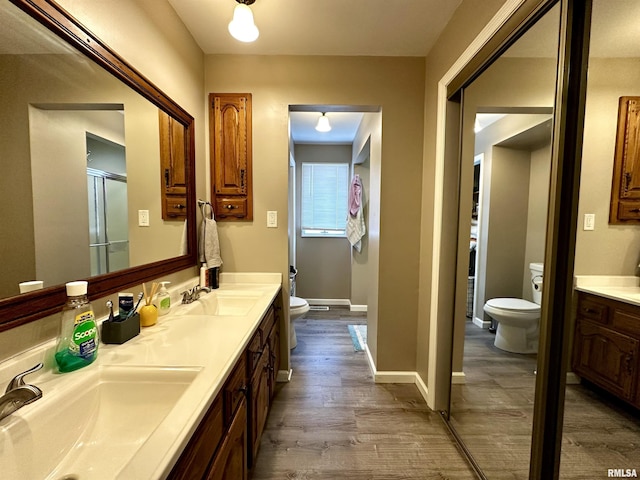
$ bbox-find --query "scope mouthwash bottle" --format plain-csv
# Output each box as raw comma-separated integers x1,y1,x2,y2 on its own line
55,281,99,373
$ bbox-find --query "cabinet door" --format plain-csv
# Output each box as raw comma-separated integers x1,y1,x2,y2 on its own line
572,318,639,401
249,347,270,466
159,109,187,220
207,398,248,480
610,96,640,223
268,322,280,399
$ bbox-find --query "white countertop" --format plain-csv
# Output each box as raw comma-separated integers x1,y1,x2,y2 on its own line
574,275,640,307
0,272,282,480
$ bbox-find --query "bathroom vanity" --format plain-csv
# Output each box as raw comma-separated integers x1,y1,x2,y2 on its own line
0,274,284,479
573,279,640,409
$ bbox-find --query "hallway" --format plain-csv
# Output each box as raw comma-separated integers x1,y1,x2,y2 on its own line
251,308,476,479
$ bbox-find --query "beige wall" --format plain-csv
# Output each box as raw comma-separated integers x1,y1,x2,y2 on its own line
294,144,351,300
575,58,640,275
351,113,379,307
204,55,424,371
0,0,204,363
524,143,551,297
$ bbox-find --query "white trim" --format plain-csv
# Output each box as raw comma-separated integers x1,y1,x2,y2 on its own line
472,316,491,329
364,345,431,406
451,371,466,384
306,298,350,306
350,304,368,312
427,0,526,410
277,369,293,382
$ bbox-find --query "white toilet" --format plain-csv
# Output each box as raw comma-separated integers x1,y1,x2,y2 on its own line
289,296,309,349
483,262,543,354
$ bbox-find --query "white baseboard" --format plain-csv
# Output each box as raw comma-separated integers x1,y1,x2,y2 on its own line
350,304,368,312
374,371,418,383
451,371,466,384
276,369,293,382
306,298,350,306
472,316,491,329
364,344,430,405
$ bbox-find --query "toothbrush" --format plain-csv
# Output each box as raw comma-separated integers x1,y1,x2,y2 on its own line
127,292,144,319
106,300,115,322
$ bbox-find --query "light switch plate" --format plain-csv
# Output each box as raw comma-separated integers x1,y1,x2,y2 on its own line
267,211,277,228
583,213,595,231
138,209,150,227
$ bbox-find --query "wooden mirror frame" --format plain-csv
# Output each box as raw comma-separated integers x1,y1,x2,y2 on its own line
0,0,197,333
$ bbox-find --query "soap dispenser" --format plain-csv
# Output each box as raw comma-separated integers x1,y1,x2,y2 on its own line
54,281,99,373
157,281,171,316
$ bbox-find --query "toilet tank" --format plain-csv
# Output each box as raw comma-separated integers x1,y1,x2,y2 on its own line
529,263,544,304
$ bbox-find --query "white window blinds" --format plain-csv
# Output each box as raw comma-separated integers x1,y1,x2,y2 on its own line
301,163,349,237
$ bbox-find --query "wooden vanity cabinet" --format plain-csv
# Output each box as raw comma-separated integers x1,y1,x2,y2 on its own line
209,93,253,221
572,292,640,407
159,109,188,220
168,355,248,480
168,301,281,478
247,306,279,468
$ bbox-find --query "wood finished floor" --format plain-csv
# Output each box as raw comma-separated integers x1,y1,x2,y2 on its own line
450,321,640,480
251,308,477,479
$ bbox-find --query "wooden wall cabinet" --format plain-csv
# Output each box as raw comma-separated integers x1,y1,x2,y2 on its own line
209,93,253,221
159,110,188,220
610,96,640,224
572,292,640,407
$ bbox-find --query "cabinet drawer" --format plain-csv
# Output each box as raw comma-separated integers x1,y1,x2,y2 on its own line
164,195,187,219
612,308,640,337
215,197,247,219
617,201,640,221
168,394,224,479
577,295,608,324
224,355,247,425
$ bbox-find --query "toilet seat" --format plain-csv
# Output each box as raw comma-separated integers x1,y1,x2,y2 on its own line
486,298,540,313
290,296,309,315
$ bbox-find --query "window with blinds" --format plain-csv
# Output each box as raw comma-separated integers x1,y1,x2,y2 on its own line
301,162,349,237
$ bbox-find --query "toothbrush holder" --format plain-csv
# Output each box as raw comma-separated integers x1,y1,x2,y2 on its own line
101,313,140,344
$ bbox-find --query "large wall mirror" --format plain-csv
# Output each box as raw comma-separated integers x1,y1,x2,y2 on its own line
0,0,197,331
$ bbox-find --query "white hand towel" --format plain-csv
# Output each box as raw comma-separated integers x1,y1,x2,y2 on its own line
199,217,223,268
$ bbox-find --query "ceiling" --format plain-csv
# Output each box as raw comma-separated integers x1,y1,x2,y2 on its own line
166,0,462,57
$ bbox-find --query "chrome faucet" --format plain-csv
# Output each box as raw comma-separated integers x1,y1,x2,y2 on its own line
181,284,211,304
0,363,43,422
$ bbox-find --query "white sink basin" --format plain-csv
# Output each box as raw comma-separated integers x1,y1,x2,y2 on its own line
177,290,262,316
0,365,200,480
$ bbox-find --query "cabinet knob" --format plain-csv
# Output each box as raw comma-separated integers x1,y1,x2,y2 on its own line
225,204,238,210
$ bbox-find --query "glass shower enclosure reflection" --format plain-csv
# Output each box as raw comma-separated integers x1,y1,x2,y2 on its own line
86,134,129,276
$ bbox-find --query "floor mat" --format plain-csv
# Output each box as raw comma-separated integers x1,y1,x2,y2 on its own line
348,324,367,351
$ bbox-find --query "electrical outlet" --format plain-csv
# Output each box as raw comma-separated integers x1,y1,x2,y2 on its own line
138,209,150,227
267,211,277,228
583,213,595,231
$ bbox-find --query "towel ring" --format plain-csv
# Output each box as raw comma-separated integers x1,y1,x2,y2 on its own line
197,199,215,220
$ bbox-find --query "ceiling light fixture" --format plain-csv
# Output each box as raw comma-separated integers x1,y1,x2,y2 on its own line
315,113,331,132
228,0,259,43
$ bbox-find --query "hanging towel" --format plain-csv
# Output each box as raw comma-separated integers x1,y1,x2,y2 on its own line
198,204,223,268
349,174,362,217
347,206,366,252
179,219,188,255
